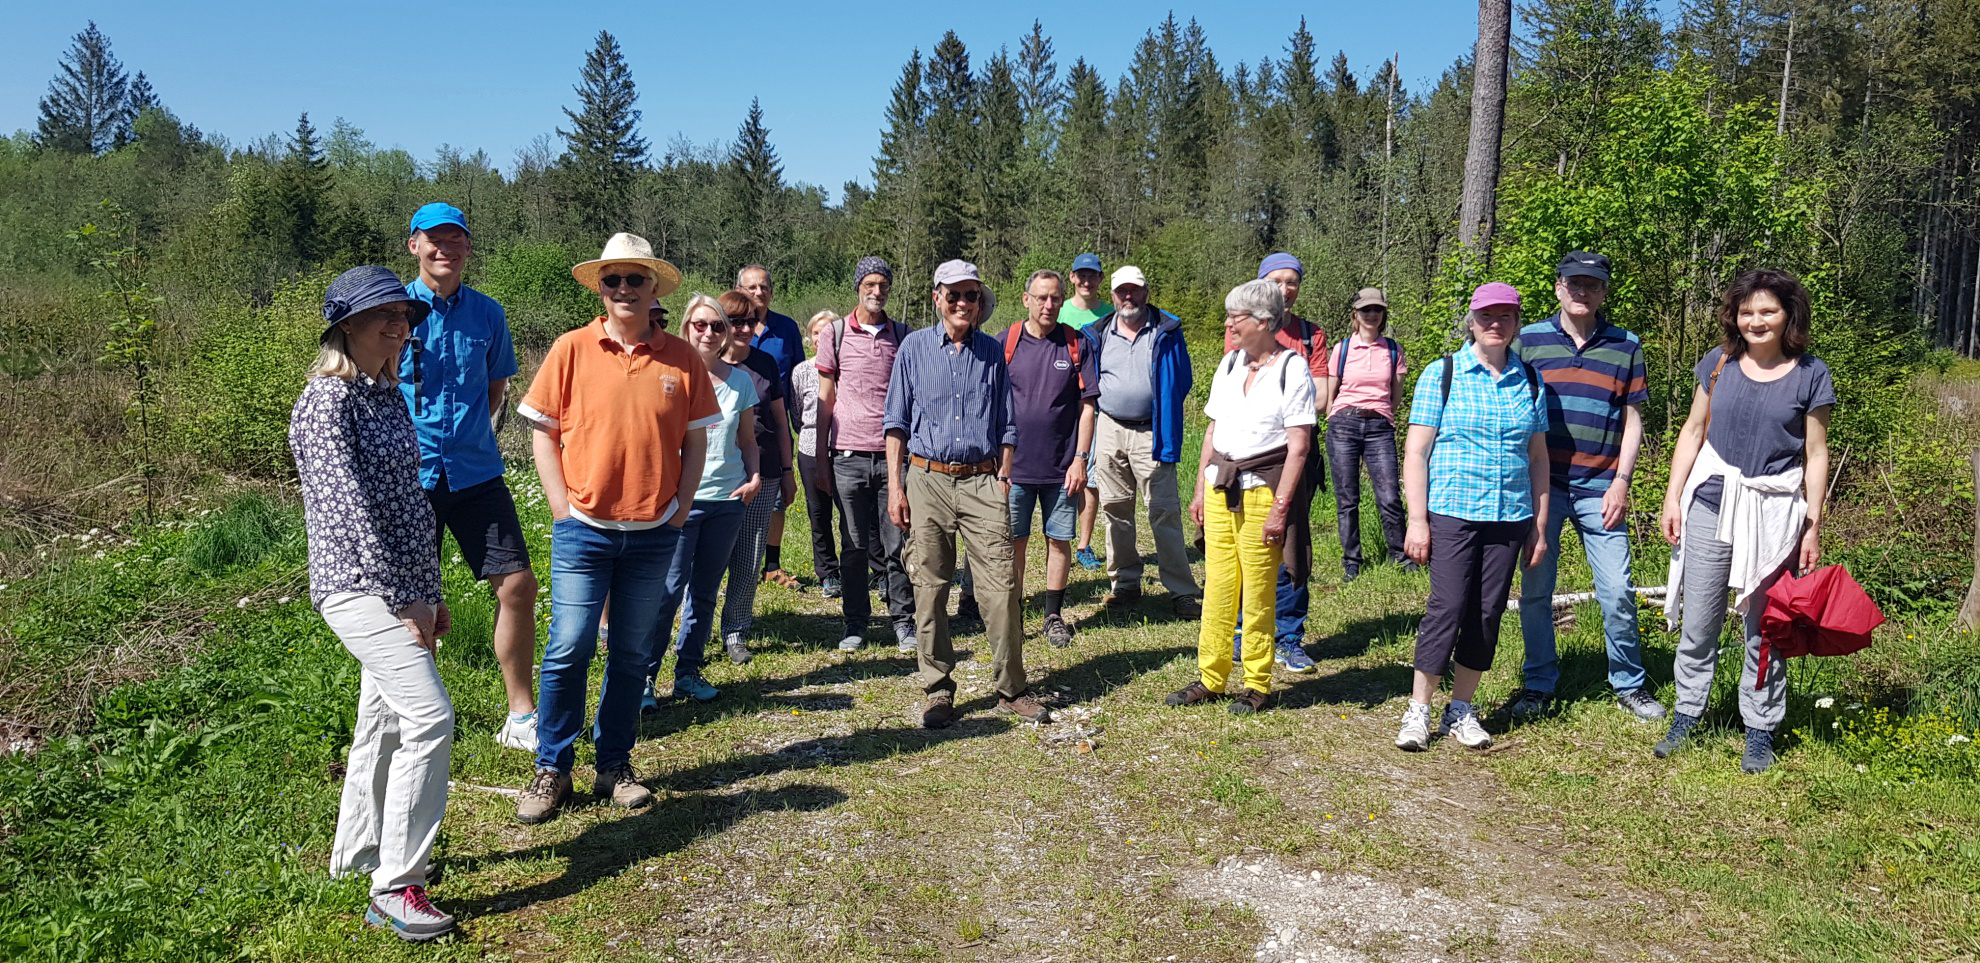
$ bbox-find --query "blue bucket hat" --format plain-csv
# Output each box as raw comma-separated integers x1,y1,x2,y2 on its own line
323,265,428,341
409,202,470,236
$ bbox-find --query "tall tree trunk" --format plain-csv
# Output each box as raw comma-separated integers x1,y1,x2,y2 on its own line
1382,52,1397,289
1457,0,1511,256
1776,4,1795,138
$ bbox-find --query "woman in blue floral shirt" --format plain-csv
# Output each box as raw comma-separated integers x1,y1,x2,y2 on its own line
290,265,456,942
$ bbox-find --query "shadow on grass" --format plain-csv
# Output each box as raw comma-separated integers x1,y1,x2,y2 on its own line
656,713,1015,791
1041,642,1195,708
1276,663,1416,709
1306,610,1423,662
454,782,848,920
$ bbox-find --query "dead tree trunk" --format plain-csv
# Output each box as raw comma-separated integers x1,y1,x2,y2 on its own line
1960,450,1980,631
1457,0,1511,255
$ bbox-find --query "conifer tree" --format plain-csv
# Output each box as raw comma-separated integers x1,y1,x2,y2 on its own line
36,21,133,155
726,97,788,271
558,30,649,237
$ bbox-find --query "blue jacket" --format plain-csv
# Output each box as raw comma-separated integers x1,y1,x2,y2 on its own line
1081,307,1193,464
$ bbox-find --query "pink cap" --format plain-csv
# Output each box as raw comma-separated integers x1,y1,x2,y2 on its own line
1469,282,1521,310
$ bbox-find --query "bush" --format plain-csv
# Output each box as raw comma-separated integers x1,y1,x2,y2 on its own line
172,272,329,475
476,241,597,351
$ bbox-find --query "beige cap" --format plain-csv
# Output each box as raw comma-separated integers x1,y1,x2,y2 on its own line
1111,266,1148,291
1352,287,1389,310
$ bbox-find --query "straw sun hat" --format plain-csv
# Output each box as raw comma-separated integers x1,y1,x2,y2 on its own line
570,232,683,297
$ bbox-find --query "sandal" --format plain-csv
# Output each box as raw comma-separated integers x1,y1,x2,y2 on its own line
761,568,803,591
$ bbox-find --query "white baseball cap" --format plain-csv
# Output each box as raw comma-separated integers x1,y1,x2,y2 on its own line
1110,266,1147,290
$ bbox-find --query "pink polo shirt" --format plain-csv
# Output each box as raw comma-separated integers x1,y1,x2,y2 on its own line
813,310,907,453
1327,335,1408,421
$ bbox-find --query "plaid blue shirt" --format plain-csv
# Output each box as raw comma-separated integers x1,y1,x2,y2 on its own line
882,325,1017,464
1408,348,1549,522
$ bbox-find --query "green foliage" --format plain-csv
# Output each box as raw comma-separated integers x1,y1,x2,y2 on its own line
174,272,330,474
70,201,166,521
180,492,292,572
558,30,648,237
475,241,598,350
1833,706,1979,783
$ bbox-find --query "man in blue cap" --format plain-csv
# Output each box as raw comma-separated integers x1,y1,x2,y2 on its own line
1060,253,1112,571
400,202,541,752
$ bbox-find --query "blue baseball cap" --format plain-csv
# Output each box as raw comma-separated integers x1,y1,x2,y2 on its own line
1071,253,1103,274
409,202,470,236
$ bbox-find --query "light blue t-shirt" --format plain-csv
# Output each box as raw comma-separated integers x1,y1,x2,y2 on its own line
696,365,760,502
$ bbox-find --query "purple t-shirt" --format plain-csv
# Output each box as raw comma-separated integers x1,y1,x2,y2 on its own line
1007,323,1101,486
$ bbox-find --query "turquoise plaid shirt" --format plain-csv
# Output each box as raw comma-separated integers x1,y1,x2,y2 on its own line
1408,348,1549,523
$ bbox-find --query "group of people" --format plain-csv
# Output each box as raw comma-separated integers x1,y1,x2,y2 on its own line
288,202,1834,941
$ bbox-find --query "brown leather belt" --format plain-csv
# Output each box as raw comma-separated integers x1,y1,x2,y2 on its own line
909,454,998,478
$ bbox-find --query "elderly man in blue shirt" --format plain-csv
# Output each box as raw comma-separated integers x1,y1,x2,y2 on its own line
885,260,1053,730
399,202,540,753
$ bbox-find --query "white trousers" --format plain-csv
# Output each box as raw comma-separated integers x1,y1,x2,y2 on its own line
321,592,454,895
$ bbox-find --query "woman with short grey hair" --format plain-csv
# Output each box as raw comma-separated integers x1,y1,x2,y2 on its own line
1171,280,1313,715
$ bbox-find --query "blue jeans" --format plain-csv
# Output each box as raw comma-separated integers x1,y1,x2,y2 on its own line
1517,484,1647,695
648,499,746,682
536,518,681,773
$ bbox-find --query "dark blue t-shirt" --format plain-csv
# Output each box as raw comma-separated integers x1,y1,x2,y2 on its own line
1691,347,1836,511
1007,323,1101,486
737,346,786,476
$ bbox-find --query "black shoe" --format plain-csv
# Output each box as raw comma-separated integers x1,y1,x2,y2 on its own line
1741,728,1776,773
1342,568,1361,585
954,595,982,627
1654,712,1703,759
1042,613,1074,648
1501,687,1553,720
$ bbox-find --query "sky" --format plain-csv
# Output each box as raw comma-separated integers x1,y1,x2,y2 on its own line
5,1,1486,201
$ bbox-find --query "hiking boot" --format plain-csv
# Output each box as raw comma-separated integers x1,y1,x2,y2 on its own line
1228,688,1272,716
1399,559,1422,574
516,768,572,824
919,691,958,729
494,711,537,752
723,632,754,666
1501,687,1553,720
761,567,802,590
1395,703,1432,752
997,692,1054,724
639,679,661,713
1342,567,1361,585
821,577,843,599
1042,613,1074,648
954,594,982,628
1171,595,1203,619
673,675,720,702
1165,681,1223,707
1440,703,1493,750
1102,585,1143,609
1274,641,1317,674
1617,688,1667,722
894,622,918,654
365,885,455,942
1653,711,1703,759
1741,728,1776,774
591,761,654,809
1075,546,1102,570
837,632,864,652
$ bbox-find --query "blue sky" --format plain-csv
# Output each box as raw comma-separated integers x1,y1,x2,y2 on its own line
5,1,1486,198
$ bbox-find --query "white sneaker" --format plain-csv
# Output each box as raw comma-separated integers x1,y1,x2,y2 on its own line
494,712,537,752
1395,703,1432,752
1440,704,1493,750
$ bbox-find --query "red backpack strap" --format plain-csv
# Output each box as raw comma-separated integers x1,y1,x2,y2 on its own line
1003,323,1022,364
1066,326,1084,391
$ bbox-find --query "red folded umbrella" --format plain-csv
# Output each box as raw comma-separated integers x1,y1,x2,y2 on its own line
1756,565,1885,686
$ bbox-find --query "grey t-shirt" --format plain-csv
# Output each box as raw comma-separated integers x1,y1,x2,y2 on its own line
1691,346,1836,511
1097,316,1157,421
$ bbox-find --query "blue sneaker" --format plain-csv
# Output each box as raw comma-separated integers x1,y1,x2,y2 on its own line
673,675,720,702
1275,641,1317,674
639,679,660,713
1075,546,1102,570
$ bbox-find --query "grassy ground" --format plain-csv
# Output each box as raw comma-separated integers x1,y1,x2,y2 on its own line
3,456,1978,963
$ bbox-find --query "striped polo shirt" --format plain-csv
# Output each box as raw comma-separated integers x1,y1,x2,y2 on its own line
1513,314,1648,495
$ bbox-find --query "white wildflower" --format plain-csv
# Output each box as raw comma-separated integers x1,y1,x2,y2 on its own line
1816,697,1835,709
236,597,250,609
1855,764,1867,773
276,596,292,605
1949,734,1972,746
87,528,101,536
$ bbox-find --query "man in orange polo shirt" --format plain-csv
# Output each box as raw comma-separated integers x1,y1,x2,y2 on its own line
511,234,717,825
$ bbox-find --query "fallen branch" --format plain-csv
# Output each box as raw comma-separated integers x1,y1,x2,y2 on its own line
1507,585,1667,612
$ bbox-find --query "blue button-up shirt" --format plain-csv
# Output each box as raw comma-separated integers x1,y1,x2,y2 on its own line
1408,347,1549,523
752,308,805,405
882,325,1017,465
399,279,520,491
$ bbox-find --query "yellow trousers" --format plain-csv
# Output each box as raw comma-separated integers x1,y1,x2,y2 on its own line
1196,484,1278,695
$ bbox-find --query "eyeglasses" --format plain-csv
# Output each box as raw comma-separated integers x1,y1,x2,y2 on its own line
689,318,730,333
600,274,649,290
1356,306,1388,315
942,289,984,305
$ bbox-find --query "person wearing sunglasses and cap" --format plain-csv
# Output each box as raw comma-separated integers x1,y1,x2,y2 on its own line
885,259,1054,728
397,202,543,756
511,233,717,825
293,266,455,941
1396,282,1551,753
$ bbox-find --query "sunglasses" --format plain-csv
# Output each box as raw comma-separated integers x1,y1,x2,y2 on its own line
600,274,649,290
688,318,730,333
942,289,984,305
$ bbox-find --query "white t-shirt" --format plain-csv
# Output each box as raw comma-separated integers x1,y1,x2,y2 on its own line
1202,348,1317,489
